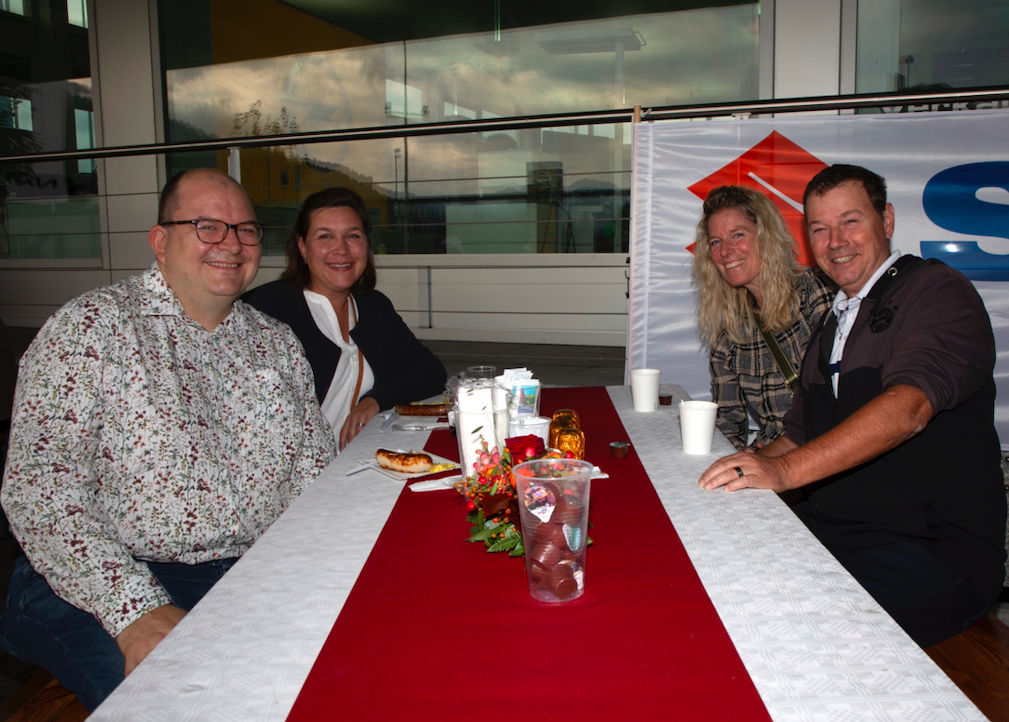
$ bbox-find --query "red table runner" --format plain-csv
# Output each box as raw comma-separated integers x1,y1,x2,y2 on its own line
287,387,770,721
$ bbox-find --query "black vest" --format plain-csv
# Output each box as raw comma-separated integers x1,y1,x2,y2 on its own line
805,255,923,442
794,256,1004,605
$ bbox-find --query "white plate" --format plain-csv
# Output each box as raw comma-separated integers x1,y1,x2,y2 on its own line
392,422,450,432
372,452,460,481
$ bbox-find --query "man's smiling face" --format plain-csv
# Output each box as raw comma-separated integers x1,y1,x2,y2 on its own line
806,180,895,298
150,171,261,327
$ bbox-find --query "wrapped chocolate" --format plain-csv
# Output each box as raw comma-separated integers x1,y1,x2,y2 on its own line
554,427,586,459
548,409,580,448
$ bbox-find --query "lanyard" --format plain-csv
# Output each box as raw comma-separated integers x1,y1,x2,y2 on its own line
348,298,364,412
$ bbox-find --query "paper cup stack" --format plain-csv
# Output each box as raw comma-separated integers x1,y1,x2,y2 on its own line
455,380,510,474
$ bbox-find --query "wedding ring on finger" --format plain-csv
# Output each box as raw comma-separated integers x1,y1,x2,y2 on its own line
734,466,745,478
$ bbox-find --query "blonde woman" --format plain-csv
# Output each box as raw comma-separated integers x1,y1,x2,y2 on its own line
693,185,834,449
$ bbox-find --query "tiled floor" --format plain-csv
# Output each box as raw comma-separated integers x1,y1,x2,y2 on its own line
423,339,626,388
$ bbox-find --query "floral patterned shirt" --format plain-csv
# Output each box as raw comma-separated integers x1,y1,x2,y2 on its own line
1,264,336,637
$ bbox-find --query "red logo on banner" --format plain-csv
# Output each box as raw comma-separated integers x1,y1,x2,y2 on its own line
687,131,828,267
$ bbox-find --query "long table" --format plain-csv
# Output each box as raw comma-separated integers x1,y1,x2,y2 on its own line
89,385,986,721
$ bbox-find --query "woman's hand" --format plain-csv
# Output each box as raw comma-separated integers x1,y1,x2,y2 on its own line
339,396,380,451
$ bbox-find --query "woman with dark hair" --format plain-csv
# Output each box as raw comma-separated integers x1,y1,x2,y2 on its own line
244,188,446,450
692,185,834,449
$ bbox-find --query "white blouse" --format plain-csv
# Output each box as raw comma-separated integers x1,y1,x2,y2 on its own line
303,290,375,440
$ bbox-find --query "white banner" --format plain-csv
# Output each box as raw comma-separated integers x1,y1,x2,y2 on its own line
628,110,1009,444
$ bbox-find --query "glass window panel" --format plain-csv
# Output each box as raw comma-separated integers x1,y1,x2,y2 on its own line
443,102,476,120
0,51,31,83
67,0,87,28
165,43,402,144
163,3,758,139
0,189,100,259
0,1,95,258
15,96,30,130
857,0,1009,93
161,0,755,254
0,0,25,17
74,107,93,173
436,217,624,255
404,8,758,123
168,137,405,257
0,96,24,129
182,131,633,257
0,81,94,165
179,139,631,258
386,79,426,121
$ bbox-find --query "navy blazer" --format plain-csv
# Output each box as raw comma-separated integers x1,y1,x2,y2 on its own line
243,279,447,411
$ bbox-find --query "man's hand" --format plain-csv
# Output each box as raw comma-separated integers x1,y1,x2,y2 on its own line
339,396,380,451
116,604,187,676
699,438,798,492
698,384,933,494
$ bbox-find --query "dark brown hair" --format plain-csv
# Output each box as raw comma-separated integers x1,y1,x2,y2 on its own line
802,164,888,217
281,187,377,294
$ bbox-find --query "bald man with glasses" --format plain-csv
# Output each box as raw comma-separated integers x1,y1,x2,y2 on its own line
0,169,336,710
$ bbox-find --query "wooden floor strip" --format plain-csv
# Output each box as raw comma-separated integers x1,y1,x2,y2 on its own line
0,670,88,722
924,614,1009,722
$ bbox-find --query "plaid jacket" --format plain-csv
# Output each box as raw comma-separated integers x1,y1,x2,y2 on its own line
709,268,835,449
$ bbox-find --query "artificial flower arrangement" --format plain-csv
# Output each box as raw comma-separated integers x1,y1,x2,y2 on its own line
454,434,575,557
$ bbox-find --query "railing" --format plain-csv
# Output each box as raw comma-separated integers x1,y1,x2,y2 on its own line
2,87,1008,165
3,86,1007,338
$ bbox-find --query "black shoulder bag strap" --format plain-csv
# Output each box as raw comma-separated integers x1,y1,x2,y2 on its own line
755,313,799,395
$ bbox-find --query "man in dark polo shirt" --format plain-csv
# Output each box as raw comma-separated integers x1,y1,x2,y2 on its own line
698,164,1006,647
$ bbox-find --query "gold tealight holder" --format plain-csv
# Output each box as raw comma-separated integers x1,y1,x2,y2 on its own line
548,409,581,448
554,427,586,460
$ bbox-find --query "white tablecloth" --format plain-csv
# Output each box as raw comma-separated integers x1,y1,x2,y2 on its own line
90,385,984,721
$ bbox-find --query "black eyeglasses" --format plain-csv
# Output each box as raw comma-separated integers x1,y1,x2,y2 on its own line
161,219,265,246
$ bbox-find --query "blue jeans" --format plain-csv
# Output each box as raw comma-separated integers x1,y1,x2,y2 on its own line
834,541,986,648
0,555,238,711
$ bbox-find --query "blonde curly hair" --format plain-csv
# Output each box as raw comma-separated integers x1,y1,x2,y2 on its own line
692,186,804,347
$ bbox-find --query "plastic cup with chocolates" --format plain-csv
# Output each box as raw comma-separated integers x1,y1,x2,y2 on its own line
513,458,593,603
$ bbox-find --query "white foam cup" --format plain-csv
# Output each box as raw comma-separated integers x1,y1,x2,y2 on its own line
629,369,662,412
508,415,551,445
679,400,718,454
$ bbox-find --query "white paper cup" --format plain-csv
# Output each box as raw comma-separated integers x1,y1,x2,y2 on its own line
679,400,718,454
456,381,508,475
629,369,661,412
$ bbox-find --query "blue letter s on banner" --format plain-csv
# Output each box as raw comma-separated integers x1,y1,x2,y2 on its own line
921,162,1009,281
